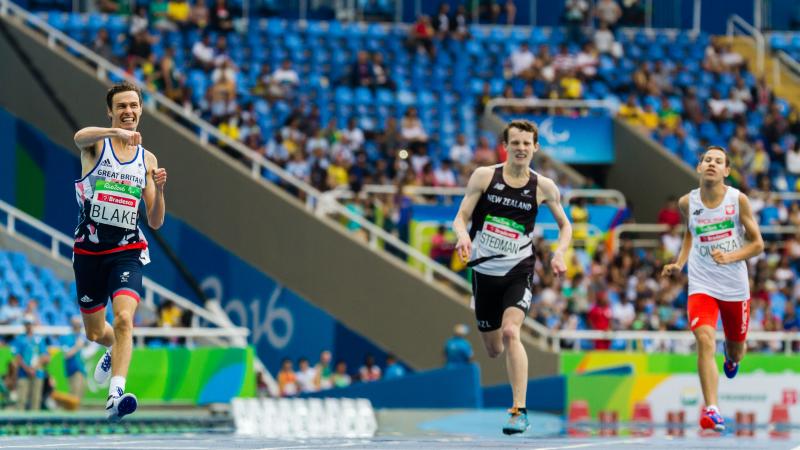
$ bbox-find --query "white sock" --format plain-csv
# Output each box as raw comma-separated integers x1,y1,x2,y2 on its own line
707,405,719,413
109,376,126,398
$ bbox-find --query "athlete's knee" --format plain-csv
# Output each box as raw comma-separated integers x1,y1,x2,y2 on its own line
727,341,746,362
695,331,716,351
501,323,520,344
86,327,105,343
485,344,504,358
113,310,134,333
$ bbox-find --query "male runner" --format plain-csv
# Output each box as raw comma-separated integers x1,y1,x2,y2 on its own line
662,146,763,431
72,81,167,421
453,120,572,434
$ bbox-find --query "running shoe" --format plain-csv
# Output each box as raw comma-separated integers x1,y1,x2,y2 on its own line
502,407,530,435
699,407,725,432
723,344,739,379
94,348,112,385
106,392,138,422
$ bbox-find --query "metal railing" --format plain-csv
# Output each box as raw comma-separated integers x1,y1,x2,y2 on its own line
611,222,800,253
727,14,765,75
0,0,472,295
539,329,800,355
486,98,619,116
0,199,249,345
330,185,627,207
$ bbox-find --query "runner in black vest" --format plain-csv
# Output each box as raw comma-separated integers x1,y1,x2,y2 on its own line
72,81,167,422
452,120,572,435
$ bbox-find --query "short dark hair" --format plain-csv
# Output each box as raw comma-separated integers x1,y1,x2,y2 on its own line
701,145,730,167
106,81,143,109
502,120,539,145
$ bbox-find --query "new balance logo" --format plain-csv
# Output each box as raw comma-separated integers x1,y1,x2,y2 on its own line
693,209,703,216
99,158,112,167
493,183,505,191
80,295,92,304
522,189,532,197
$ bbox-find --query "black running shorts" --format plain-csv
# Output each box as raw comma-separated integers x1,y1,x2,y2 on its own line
471,271,533,332
73,249,143,314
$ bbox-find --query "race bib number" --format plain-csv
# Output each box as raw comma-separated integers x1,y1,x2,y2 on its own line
478,215,525,256
90,180,141,230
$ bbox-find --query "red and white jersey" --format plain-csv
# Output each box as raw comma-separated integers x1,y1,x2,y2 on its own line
687,187,749,301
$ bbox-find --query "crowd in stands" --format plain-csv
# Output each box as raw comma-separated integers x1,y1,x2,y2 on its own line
272,351,407,397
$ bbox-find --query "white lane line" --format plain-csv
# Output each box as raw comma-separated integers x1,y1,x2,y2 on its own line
260,442,368,450
0,444,85,449
533,438,647,450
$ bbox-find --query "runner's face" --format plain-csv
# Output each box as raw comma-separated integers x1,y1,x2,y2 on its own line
505,127,537,169
108,91,142,131
697,149,730,183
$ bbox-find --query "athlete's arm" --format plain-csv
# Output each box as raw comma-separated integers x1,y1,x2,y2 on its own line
661,195,691,277
73,127,141,152
453,167,493,262
711,193,764,264
143,151,167,230
539,176,572,276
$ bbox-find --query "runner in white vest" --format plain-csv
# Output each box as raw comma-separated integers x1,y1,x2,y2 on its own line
72,81,168,422
662,146,763,432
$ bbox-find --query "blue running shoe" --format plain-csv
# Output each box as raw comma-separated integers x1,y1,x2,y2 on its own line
106,392,138,423
502,408,530,435
723,345,739,379
94,349,112,385
699,407,725,432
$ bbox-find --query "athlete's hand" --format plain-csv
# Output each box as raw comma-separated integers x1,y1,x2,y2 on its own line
455,234,472,263
550,250,567,277
152,168,167,192
116,128,141,146
711,249,732,264
661,263,682,277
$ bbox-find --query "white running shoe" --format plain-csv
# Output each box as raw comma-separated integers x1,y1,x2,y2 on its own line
94,349,112,385
106,391,138,422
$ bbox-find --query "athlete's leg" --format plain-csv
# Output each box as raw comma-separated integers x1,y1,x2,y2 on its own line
479,330,504,358
501,307,527,408
82,309,114,347
110,295,137,380
693,325,718,407
719,299,750,363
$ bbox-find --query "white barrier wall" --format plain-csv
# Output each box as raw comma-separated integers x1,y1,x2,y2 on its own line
231,397,378,438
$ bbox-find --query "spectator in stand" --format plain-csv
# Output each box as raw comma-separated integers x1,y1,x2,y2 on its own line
314,351,333,390
209,0,233,31
564,0,590,44
587,291,612,349
473,136,497,165
359,354,382,382
400,107,428,145
191,34,215,70
167,0,191,30
60,316,87,404
383,354,406,380
285,152,310,182
341,117,365,154
617,95,643,126
593,21,621,58
433,160,458,187
451,4,469,40
12,316,49,411
657,197,681,228
22,299,40,326
430,225,454,266
371,53,395,90
787,141,800,176
620,0,645,26
0,294,24,327
507,42,535,79
92,29,115,64
443,323,473,367
295,358,317,393
432,3,450,39
272,60,300,98
332,360,351,388
409,15,435,57
349,51,373,88
277,358,298,397
449,134,472,168
190,0,209,29
594,0,621,30
149,0,173,31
